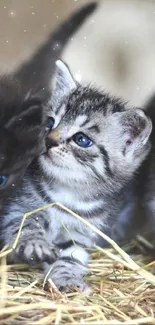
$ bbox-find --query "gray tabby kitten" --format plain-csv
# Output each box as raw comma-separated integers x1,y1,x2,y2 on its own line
0,60,152,292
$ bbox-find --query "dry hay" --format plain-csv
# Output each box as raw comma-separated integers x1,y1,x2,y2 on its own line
0,203,155,325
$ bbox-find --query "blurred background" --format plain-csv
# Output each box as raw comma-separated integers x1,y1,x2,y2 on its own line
0,0,155,106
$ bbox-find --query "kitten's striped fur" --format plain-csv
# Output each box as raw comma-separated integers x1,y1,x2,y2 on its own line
0,61,152,292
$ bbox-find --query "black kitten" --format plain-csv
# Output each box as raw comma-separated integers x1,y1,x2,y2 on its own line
0,3,97,202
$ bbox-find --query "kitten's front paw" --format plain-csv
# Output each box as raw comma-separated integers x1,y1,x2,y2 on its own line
15,239,59,265
44,259,88,293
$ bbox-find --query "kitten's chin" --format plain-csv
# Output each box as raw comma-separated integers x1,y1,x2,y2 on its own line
42,152,52,162
39,153,66,177
41,152,64,169
39,153,55,171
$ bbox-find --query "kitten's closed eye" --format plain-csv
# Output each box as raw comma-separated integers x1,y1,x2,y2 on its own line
47,117,55,130
72,132,93,148
0,175,8,188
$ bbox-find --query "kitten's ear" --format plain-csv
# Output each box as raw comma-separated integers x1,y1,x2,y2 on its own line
53,60,77,97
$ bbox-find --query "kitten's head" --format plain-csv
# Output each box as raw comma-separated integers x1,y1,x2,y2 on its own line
40,60,152,194
0,77,51,198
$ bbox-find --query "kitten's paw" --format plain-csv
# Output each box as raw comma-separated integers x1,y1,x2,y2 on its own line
15,239,59,265
46,277,88,293
44,258,88,293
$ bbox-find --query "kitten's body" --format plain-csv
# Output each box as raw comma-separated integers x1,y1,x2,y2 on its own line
0,3,97,201
120,95,155,242
135,95,155,236
1,60,152,291
104,95,155,246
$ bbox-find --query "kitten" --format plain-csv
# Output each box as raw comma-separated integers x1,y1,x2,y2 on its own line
117,94,155,243
136,95,155,243
0,60,152,292
0,3,97,202
102,94,155,247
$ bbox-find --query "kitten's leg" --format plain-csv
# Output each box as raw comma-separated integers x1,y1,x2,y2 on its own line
44,244,90,292
3,212,59,265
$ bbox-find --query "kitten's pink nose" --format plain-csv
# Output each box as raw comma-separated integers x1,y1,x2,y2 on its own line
48,129,60,141
48,128,60,140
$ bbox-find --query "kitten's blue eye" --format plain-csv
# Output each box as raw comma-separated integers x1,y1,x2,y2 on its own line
47,117,55,129
0,176,8,188
73,132,93,148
